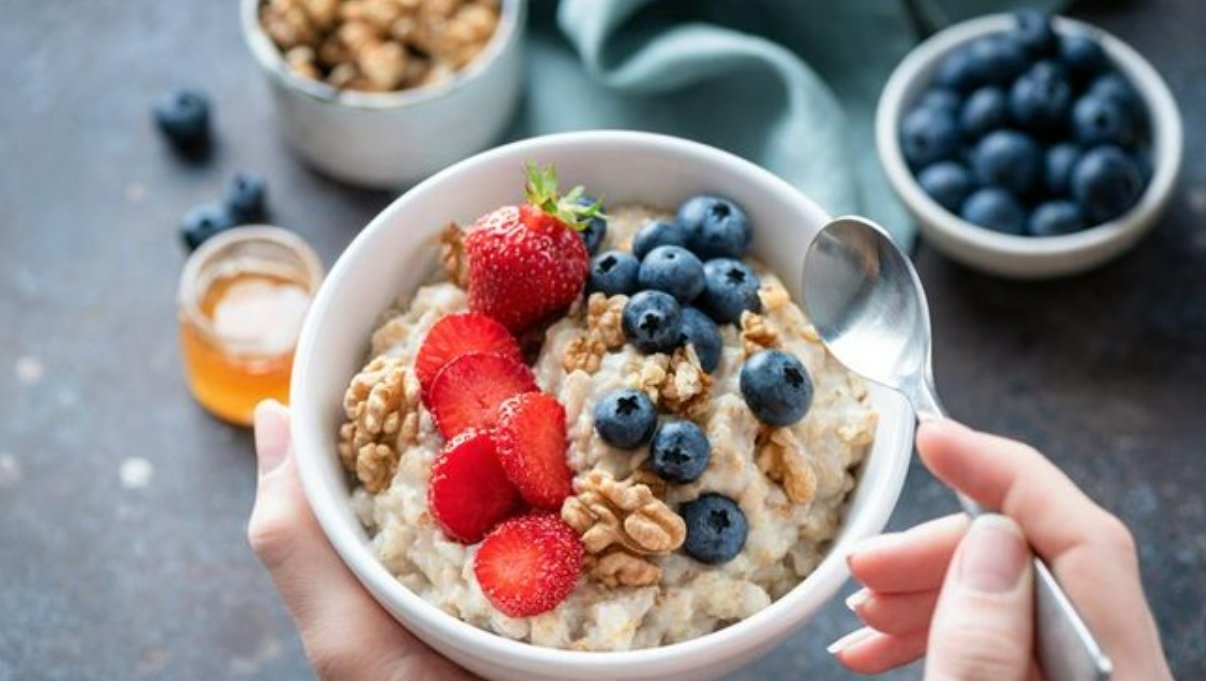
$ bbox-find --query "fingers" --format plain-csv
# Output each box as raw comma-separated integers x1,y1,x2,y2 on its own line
828,627,928,675
847,513,970,594
847,588,939,636
925,514,1035,681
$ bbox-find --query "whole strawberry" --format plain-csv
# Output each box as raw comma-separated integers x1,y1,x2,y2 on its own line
464,163,600,332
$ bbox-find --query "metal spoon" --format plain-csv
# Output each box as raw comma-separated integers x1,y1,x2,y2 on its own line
801,216,1112,681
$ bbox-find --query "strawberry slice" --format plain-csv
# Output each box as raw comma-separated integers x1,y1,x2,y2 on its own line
415,312,522,401
428,430,522,544
428,352,538,440
473,513,584,618
494,393,573,510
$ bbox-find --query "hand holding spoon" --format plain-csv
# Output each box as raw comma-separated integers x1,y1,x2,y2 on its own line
801,216,1111,681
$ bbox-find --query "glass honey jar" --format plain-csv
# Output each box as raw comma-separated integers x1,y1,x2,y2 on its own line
178,227,324,426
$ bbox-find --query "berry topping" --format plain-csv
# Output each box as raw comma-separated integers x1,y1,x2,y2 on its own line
622,290,683,354
649,420,711,483
679,306,722,374
474,513,584,618
428,429,523,544
740,349,814,427
575,195,608,255
463,163,596,332
632,219,688,260
224,172,268,222
677,195,752,260
638,245,705,303
587,250,640,297
698,258,762,325
593,388,657,450
180,203,234,252
681,494,748,564
495,393,573,510
428,352,538,439
415,313,523,400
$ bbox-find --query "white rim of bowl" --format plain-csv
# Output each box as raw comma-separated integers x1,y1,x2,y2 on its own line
291,130,914,672
239,0,524,110
876,14,1183,255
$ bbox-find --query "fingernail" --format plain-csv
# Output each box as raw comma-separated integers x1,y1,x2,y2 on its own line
253,399,290,475
826,627,876,655
844,589,870,613
957,514,1029,593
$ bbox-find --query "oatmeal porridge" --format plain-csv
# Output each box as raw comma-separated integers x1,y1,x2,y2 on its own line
340,165,877,651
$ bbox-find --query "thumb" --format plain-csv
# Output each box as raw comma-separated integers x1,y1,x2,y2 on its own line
925,514,1035,681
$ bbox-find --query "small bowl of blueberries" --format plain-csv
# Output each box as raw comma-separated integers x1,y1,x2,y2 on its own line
876,11,1182,279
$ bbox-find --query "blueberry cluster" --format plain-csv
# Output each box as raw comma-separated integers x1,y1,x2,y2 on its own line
589,195,760,374
901,11,1150,237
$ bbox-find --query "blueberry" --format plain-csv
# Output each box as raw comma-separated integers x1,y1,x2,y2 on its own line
917,161,976,213
899,106,961,168
1044,143,1082,196
622,290,683,353
1071,146,1144,223
588,250,640,296
1059,34,1109,82
971,35,1028,85
679,307,722,374
699,258,761,325
224,172,267,222
1071,95,1137,148
649,420,711,483
739,349,813,426
576,195,607,255
1013,10,1058,56
677,195,752,260
638,245,705,303
933,45,987,93
682,494,748,564
960,86,1009,139
971,130,1042,196
915,88,962,114
961,188,1026,235
1088,72,1142,114
153,88,211,151
1009,61,1073,132
632,219,688,260
593,389,657,450
180,203,234,252
1028,201,1087,237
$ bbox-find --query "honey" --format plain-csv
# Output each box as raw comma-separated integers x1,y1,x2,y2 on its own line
178,227,323,426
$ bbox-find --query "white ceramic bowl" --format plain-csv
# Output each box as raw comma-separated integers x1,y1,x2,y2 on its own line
876,14,1182,279
240,0,525,188
290,131,915,681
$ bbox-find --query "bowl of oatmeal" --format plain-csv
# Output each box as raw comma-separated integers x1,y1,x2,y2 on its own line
290,131,915,681
240,0,524,187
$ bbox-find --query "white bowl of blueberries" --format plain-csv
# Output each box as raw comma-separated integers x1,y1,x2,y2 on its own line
876,11,1182,279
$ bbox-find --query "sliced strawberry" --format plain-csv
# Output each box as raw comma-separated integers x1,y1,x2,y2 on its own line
473,513,584,618
428,429,522,544
415,312,522,401
494,393,573,510
428,352,538,440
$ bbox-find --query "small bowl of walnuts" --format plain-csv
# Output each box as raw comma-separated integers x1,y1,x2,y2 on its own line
241,0,525,188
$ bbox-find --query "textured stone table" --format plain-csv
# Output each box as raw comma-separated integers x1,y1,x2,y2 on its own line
1,1,1202,679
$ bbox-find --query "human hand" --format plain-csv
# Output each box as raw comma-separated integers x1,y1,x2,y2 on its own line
247,400,479,681
829,419,1172,680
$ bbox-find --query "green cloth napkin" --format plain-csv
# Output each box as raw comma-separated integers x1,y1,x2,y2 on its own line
508,0,1064,246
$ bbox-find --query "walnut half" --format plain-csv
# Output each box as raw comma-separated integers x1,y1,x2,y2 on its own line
562,470,686,587
755,426,817,505
562,293,627,375
338,356,420,493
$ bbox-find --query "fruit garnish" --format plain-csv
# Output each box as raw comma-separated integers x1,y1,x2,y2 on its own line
428,352,538,439
494,393,573,510
428,429,523,544
473,513,584,618
463,163,594,332
415,313,523,401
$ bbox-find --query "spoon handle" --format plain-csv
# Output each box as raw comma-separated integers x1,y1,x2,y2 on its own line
914,383,1112,681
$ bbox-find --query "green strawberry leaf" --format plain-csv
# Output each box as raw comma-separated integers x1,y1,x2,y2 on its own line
523,161,606,232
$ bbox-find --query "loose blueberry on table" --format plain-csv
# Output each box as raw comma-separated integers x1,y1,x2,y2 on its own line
903,11,1151,236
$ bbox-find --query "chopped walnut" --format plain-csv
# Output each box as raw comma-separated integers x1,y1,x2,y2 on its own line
758,280,791,312
755,426,817,504
562,470,686,587
338,356,420,493
629,346,712,420
740,310,780,357
285,45,321,80
439,222,468,287
561,293,627,375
